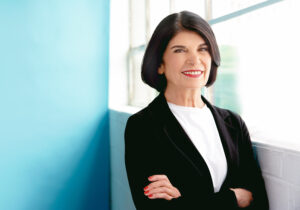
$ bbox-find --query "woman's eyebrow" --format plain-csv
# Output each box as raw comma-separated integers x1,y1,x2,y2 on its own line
199,43,208,47
170,45,186,49
170,43,208,49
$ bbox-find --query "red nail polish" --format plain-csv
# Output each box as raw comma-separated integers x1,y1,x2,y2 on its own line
144,186,148,191
144,190,149,194
148,194,153,198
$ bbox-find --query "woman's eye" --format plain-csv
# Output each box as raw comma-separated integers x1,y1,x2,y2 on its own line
199,47,208,52
174,49,185,53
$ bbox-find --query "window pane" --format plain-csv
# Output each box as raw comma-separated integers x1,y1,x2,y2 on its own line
130,0,147,47
212,0,265,19
173,0,205,17
128,47,158,107
213,44,240,113
149,0,170,38
212,0,300,145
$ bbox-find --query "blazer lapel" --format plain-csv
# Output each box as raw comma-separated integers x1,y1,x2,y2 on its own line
202,96,240,181
148,93,214,191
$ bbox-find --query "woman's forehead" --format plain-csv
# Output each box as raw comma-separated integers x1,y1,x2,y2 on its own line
168,31,206,46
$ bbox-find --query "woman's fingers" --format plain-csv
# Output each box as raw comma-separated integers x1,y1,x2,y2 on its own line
144,182,181,198
145,179,172,190
144,174,181,200
147,192,173,200
145,186,177,197
148,174,169,182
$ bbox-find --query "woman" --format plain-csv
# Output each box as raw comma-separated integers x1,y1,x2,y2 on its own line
125,11,269,210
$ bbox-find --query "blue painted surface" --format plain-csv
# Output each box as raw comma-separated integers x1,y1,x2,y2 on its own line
109,110,135,210
0,1,110,209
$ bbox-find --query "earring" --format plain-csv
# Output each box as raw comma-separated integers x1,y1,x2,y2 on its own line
158,66,164,75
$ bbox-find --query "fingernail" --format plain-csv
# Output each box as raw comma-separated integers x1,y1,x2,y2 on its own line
148,194,153,198
144,186,148,191
148,176,153,180
144,190,149,195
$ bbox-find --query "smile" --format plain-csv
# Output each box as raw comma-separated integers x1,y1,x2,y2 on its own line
182,70,203,78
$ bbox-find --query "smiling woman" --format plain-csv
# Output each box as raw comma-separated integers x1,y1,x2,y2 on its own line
141,11,220,93
125,11,269,210
157,31,212,99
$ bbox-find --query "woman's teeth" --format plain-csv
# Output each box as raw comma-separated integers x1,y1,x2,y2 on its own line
183,71,203,75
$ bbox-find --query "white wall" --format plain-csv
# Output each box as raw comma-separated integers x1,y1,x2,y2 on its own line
254,142,300,210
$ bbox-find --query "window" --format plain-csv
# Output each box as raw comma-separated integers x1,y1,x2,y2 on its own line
110,0,300,146
127,0,284,111
211,0,300,145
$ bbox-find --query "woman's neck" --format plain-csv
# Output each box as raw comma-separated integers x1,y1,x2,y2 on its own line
164,86,204,108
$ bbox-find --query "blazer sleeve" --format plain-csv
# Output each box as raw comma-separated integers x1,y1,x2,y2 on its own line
124,114,239,210
124,115,181,210
235,115,269,210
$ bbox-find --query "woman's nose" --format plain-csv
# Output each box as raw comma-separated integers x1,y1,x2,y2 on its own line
186,53,202,66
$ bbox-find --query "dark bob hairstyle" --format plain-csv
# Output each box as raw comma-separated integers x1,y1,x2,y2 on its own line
141,11,220,92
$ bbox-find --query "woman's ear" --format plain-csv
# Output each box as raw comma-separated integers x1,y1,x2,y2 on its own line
158,64,164,75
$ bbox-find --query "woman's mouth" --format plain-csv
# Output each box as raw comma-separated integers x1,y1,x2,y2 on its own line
182,70,204,78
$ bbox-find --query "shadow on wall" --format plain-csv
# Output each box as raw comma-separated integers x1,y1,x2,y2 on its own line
51,112,110,210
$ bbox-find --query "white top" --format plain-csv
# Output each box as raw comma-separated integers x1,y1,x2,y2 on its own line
167,102,228,192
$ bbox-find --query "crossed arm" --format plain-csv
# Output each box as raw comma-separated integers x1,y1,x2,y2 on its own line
143,174,252,208
124,115,268,209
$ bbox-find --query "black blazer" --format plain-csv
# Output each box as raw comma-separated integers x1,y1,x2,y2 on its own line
125,93,269,210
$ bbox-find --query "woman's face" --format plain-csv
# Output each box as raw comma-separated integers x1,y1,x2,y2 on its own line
158,30,212,91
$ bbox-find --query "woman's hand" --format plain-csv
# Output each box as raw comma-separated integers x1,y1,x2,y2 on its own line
144,174,181,200
230,188,253,208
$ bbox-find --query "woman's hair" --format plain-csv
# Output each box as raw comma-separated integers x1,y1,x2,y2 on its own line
141,11,220,92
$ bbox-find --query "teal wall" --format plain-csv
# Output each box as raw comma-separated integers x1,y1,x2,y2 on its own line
0,1,110,209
